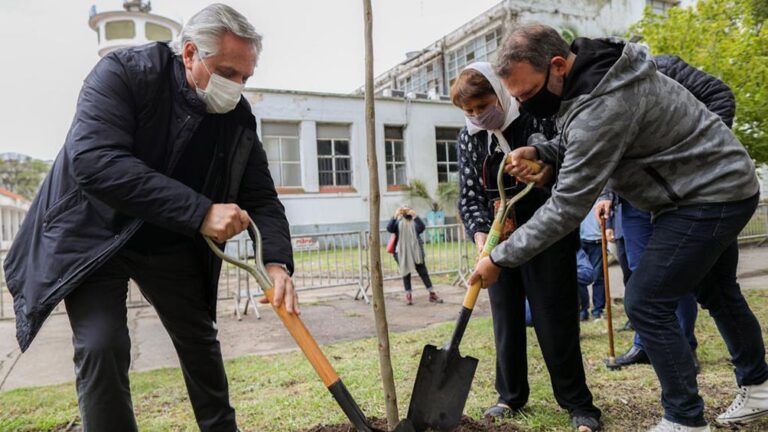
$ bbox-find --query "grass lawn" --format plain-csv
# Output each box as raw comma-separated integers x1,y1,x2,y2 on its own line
3,290,768,431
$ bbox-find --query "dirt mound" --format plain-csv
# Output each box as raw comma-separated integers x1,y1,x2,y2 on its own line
302,416,522,432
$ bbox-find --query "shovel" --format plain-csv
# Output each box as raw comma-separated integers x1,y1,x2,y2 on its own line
406,158,541,432
206,222,415,432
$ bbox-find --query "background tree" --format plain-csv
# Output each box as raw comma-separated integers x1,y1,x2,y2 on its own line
631,0,768,163
0,155,50,200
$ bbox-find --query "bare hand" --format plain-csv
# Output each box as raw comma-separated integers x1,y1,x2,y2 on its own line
468,256,502,289
474,232,488,255
259,264,300,315
594,199,613,221
526,163,554,187
606,228,615,242
200,204,249,243
504,146,551,185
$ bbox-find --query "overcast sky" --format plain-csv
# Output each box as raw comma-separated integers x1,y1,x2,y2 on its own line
0,0,500,160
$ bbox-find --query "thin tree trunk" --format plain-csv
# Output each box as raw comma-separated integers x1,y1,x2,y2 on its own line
362,0,400,429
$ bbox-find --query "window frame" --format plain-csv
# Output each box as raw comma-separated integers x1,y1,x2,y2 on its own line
384,126,407,189
435,128,460,184
317,137,353,190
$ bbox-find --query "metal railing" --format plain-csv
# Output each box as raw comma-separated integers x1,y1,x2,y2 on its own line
2,204,768,320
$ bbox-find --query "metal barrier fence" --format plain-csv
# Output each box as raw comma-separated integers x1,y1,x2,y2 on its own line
2,204,768,320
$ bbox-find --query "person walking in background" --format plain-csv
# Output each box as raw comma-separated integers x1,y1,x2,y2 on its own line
578,201,607,321
387,206,443,305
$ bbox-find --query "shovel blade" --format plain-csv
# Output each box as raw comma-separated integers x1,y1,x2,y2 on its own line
406,344,478,432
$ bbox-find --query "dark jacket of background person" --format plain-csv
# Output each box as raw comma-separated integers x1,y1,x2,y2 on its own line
4,42,293,352
386,215,427,256
655,55,735,127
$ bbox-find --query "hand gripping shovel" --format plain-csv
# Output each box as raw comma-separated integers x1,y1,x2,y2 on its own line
406,158,541,432
206,222,415,432
598,212,618,370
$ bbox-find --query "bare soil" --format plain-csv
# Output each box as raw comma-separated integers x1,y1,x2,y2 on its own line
302,416,522,432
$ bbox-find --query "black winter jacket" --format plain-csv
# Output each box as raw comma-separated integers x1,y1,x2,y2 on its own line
4,42,293,351
655,55,735,127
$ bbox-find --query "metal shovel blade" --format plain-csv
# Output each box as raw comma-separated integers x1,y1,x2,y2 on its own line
407,344,479,431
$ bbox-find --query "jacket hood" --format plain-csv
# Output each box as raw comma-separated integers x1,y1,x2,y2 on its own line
560,38,657,115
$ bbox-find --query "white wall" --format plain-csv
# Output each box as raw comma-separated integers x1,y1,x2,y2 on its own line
246,90,466,233
509,0,647,38
0,193,29,250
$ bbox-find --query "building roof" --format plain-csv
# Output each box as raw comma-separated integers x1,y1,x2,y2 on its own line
244,87,453,105
0,188,29,202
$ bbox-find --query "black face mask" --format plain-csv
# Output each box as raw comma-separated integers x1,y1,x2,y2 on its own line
520,66,562,119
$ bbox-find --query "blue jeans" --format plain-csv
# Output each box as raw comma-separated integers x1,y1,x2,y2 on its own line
624,194,768,426
578,242,605,317
623,201,699,351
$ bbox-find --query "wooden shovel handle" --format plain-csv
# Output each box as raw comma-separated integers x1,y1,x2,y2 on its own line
263,287,341,386
462,220,502,310
599,213,616,360
204,231,340,387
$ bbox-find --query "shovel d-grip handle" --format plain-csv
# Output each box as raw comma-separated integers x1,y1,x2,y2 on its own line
204,221,340,387
503,155,542,175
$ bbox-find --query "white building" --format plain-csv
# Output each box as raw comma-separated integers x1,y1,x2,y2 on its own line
0,189,30,251
89,1,180,58
87,0,708,234
246,89,465,234
362,0,684,98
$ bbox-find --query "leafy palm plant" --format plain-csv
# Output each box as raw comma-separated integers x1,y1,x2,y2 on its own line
406,179,459,213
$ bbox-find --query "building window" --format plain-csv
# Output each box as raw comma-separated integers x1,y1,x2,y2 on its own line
317,124,352,189
385,126,406,187
398,60,442,94
105,20,136,40
647,0,679,14
262,122,301,188
435,127,460,183
446,28,502,85
145,22,173,41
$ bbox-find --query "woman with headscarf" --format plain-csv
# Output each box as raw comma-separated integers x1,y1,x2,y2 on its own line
452,62,601,432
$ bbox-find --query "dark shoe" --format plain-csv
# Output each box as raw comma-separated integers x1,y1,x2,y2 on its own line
580,310,590,321
428,291,443,304
693,350,701,374
619,320,634,332
483,403,515,420
405,292,413,305
614,345,650,367
571,415,601,431
592,311,604,320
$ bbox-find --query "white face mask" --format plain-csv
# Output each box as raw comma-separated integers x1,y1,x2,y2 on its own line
193,53,245,114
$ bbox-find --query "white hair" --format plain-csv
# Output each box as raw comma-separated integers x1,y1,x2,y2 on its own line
171,4,262,62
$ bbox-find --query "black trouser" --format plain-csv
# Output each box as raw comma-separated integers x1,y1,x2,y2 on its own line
488,231,600,419
615,237,632,285
64,245,236,432
393,253,433,291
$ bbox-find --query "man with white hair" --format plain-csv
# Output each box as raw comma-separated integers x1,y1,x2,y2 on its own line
3,4,294,430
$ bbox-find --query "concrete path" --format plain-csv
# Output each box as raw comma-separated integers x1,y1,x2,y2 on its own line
1,245,767,392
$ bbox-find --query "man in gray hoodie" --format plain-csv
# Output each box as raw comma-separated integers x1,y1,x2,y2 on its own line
467,23,767,431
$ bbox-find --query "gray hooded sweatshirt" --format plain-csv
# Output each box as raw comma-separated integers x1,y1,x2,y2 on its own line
490,38,759,268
